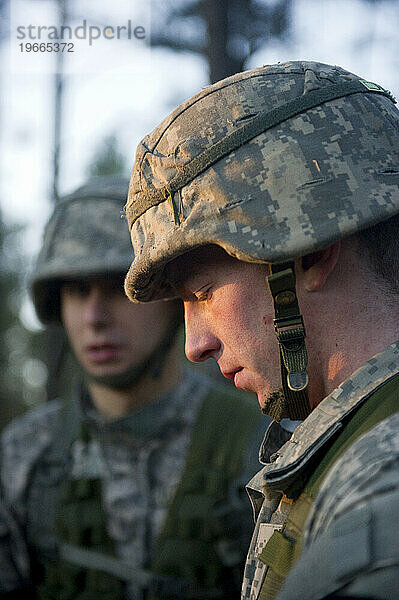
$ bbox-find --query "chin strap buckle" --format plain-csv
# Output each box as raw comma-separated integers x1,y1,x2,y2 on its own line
273,314,308,391
267,264,309,395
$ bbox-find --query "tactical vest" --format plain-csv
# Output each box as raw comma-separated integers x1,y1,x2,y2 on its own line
256,373,399,600
28,384,263,599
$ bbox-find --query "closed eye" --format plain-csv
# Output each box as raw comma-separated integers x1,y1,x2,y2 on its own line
194,283,213,302
195,291,212,302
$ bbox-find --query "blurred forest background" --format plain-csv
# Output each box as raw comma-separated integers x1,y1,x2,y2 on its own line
0,0,398,429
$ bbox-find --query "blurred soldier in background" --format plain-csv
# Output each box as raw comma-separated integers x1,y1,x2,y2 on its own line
0,176,266,600
124,62,399,599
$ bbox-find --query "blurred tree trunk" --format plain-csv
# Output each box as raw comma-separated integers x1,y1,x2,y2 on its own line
43,0,68,401
52,0,66,202
150,0,292,83
201,0,243,82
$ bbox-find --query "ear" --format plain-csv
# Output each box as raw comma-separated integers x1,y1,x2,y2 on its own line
300,241,341,292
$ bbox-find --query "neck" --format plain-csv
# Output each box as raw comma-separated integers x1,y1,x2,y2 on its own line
88,338,182,419
301,243,399,409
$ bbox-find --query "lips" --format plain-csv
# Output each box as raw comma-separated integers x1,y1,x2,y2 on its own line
86,343,120,363
221,367,243,381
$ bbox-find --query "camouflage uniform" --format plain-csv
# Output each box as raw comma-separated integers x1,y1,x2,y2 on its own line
242,342,399,599
0,177,266,599
0,368,203,595
1,367,265,599
122,62,399,599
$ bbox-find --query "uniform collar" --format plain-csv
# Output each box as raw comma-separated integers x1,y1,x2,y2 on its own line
248,341,399,496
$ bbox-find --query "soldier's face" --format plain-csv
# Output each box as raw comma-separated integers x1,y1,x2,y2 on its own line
61,275,173,379
167,245,281,410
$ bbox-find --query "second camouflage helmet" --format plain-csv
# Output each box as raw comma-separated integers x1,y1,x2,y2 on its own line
31,175,131,323
124,61,399,303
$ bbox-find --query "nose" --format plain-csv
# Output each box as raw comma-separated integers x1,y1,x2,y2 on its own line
83,286,110,329
184,302,221,363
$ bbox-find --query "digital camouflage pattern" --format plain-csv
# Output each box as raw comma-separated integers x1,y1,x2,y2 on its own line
0,367,262,599
31,175,132,322
124,61,399,302
0,367,206,597
242,341,399,599
278,408,399,599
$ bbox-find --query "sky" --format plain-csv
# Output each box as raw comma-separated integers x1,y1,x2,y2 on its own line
1,0,398,330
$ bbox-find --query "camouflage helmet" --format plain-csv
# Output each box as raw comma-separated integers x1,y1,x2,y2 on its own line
124,61,399,303
31,175,131,323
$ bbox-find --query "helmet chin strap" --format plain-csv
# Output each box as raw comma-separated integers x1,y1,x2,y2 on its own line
262,262,311,422
84,318,181,391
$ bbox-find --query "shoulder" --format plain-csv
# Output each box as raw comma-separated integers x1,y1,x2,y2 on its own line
181,365,264,422
202,377,262,417
1,399,64,500
194,379,267,481
2,399,63,451
276,413,399,600
305,412,399,542
197,380,266,452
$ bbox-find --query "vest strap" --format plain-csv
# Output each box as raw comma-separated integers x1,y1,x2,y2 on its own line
151,385,263,597
59,542,151,585
258,530,295,578
59,542,198,598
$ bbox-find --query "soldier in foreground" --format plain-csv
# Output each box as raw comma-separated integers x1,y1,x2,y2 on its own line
124,62,399,599
0,176,265,599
